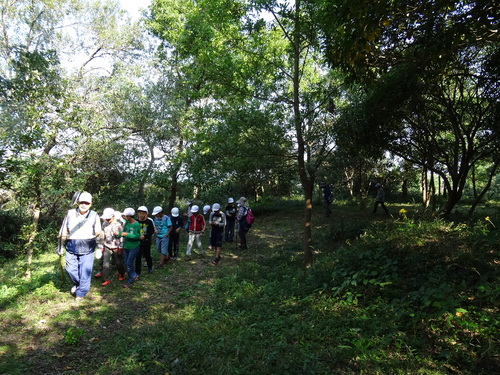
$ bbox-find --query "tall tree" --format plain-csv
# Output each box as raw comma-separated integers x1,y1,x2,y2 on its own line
318,0,500,216
148,0,341,266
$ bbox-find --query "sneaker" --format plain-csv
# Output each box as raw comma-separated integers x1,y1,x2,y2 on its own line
70,285,77,296
75,296,84,302
212,257,220,265
134,276,139,281
94,271,102,278
101,280,110,286
118,274,125,281
123,284,131,289
148,267,153,273
172,257,178,261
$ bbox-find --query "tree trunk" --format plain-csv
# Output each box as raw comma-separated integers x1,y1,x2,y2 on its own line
402,178,408,199
430,170,436,212
421,167,430,208
468,159,500,217
25,195,41,279
471,165,478,199
292,0,314,267
168,169,178,210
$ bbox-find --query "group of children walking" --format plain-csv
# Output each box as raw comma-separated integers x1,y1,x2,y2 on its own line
58,193,253,300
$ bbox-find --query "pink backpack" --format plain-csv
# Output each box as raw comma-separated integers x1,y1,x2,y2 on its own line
245,208,255,225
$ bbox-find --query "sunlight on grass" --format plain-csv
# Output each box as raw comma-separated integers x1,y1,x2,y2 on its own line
0,202,499,374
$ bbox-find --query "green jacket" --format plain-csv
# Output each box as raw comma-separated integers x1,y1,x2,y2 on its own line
123,221,141,249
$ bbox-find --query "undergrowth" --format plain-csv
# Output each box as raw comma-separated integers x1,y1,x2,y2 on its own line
0,203,498,374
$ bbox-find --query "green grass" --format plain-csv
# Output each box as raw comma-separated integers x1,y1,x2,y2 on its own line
0,202,498,374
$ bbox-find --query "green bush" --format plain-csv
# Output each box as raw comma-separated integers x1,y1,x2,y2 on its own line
0,210,26,261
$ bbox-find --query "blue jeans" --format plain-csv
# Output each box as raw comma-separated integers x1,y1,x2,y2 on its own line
123,246,139,285
66,251,94,298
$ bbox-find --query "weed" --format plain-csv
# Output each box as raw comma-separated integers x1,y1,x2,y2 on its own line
63,326,84,345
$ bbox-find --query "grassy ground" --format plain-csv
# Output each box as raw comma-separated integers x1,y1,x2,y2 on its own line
0,201,498,374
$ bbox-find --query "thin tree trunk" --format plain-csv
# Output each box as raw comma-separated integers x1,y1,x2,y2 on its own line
468,159,500,217
25,196,41,279
421,167,430,208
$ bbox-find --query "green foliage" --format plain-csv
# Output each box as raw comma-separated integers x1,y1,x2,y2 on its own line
0,202,499,374
63,326,85,345
0,209,29,261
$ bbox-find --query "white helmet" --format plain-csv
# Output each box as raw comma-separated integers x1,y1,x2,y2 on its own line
78,192,92,203
212,203,221,211
101,208,115,220
191,205,199,213
137,206,148,213
228,197,234,203
123,207,135,216
152,206,163,215
203,205,211,214
171,207,180,217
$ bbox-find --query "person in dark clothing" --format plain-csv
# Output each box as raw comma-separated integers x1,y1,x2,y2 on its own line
224,197,237,242
209,203,226,265
168,207,183,260
236,197,251,250
320,183,332,217
136,206,155,275
373,183,389,214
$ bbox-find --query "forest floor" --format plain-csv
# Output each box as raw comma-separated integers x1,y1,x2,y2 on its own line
1,201,497,374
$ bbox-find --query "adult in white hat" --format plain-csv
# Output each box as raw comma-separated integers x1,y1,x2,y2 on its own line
57,192,103,301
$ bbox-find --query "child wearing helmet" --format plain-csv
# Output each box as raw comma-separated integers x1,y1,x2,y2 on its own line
168,207,183,260
185,205,206,259
152,206,173,267
209,203,226,265
136,206,155,275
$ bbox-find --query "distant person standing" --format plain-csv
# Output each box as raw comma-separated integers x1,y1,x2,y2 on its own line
168,207,183,260
185,205,206,259
152,206,172,267
320,182,333,217
225,197,237,242
58,192,103,301
209,203,226,265
236,197,251,250
373,183,389,214
136,206,155,275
